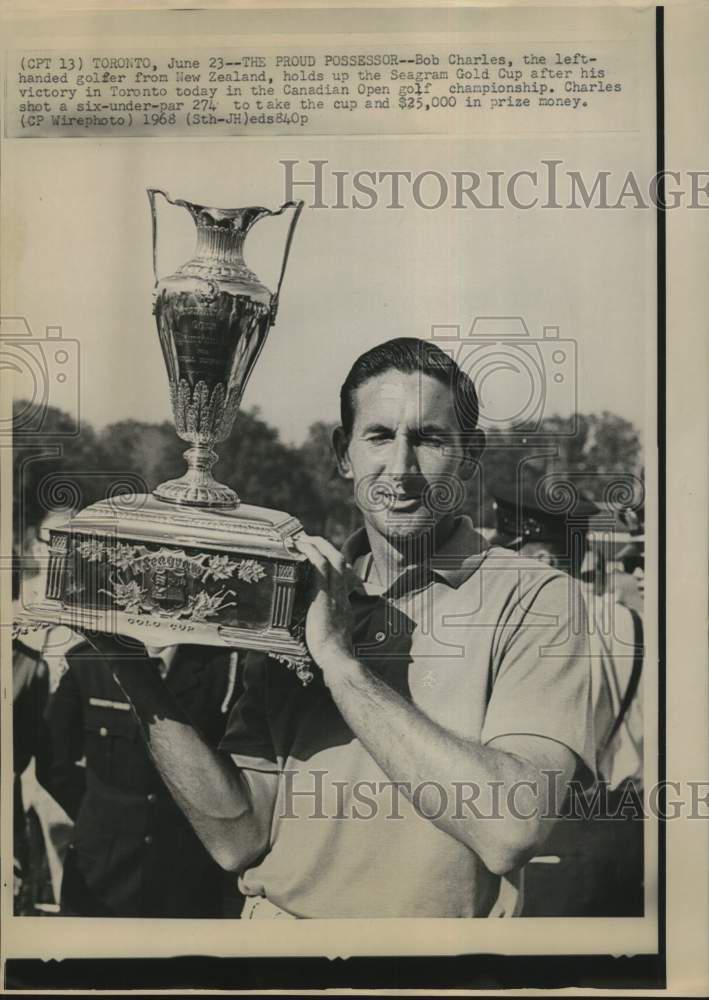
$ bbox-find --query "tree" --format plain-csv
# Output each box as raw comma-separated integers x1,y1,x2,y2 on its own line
298,421,358,542
13,400,101,534
97,420,184,494
583,411,642,473
474,412,643,527
13,398,643,541
213,408,321,529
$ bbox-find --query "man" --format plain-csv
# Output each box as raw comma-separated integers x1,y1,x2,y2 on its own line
490,484,644,916
12,636,51,915
616,536,645,614
85,337,595,918
12,505,80,913
39,641,242,917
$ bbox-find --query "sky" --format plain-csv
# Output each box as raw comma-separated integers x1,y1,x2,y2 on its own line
5,131,653,447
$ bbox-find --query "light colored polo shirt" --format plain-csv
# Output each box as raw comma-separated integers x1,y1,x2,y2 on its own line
219,517,595,918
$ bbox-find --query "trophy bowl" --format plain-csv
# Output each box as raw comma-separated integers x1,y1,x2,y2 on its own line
15,189,314,684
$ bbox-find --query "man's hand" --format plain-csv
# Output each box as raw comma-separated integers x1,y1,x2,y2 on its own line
293,534,359,682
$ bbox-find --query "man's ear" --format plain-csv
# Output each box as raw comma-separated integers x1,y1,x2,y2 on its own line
332,425,353,480
459,428,486,482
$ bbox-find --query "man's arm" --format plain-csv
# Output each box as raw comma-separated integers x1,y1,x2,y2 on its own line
325,651,572,875
296,535,579,876
82,636,277,872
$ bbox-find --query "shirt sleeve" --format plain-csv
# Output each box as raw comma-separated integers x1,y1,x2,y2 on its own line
480,568,596,783
218,651,279,772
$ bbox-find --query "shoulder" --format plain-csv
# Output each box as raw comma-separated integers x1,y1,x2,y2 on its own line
471,549,585,641
12,640,47,697
63,641,120,691
65,639,103,668
478,546,578,599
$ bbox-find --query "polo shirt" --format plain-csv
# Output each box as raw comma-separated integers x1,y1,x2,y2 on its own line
219,517,595,918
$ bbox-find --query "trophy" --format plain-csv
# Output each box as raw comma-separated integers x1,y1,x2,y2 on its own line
16,190,315,684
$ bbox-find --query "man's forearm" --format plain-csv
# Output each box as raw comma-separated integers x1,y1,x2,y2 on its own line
109,655,269,872
325,655,562,874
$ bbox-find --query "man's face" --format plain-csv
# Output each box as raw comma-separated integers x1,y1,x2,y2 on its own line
520,541,557,567
19,509,74,597
335,370,479,541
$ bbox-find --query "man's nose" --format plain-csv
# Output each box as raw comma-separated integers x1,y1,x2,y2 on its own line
386,435,420,477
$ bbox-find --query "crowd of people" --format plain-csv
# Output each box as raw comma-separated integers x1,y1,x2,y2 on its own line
12,338,645,920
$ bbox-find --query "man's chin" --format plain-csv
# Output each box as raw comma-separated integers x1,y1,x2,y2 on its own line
368,509,442,540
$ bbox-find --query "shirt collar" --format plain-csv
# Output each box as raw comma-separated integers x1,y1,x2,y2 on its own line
343,516,490,593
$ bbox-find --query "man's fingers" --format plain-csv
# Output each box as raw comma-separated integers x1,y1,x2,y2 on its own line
293,537,331,604
294,533,361,606
294,533,348,574
293,535,329,575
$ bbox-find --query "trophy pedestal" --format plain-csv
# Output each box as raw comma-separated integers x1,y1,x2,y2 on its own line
16,494,315,684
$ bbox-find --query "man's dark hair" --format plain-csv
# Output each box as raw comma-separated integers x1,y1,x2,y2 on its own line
339,337,480,438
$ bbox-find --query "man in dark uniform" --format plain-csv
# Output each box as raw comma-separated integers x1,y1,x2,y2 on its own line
38,643,241,918
13,637,51,915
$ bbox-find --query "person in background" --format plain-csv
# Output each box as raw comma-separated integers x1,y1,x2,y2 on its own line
490,484,644,917
39,640,243,918
12,633,51,915
12,506,81,914
616,537,645,614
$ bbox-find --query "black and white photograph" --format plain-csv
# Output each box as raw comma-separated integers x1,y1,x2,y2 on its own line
1,2,707,995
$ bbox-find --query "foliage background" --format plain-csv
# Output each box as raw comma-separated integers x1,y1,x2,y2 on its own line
13,400,643,543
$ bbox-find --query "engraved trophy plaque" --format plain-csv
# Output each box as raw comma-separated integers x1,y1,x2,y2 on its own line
16,190,314,683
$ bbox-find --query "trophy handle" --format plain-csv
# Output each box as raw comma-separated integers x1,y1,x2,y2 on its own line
147,188,173,290
147,189,303,320
269,200,304,326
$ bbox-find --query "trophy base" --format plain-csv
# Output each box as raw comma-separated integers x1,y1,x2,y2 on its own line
17,493,315,684
153,477,239,508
